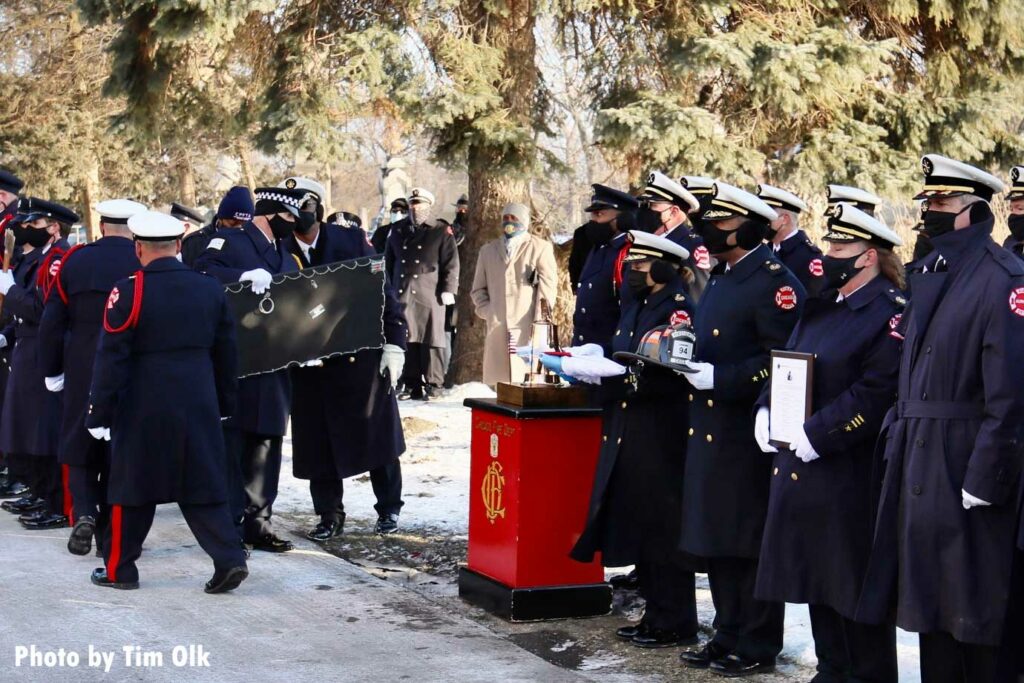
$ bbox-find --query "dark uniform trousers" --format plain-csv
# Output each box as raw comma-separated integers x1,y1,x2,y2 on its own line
223,428,282,541
918,632,999,683
309,460,403,523
67,442,110,539
707,557,785,663
635,549,698,633
808,605,897,683
402,343,445,391
104,502,244,584
23,454,64,516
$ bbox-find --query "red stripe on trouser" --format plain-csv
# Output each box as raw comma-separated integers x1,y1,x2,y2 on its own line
61,464,73,525
107,505,123,582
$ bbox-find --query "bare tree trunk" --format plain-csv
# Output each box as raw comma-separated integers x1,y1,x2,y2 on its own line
80,156,100,242
449,0,538,385
237,138,256,190
178,151,197,206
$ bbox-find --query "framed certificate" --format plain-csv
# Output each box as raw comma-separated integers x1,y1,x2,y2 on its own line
768,351,815,450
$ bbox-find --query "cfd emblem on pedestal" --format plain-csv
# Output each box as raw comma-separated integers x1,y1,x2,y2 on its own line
481,461,506,523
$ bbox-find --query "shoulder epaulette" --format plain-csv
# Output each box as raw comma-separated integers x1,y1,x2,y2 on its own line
883,286,908,309
103,270,145,334
987,241,1024,276
763,259,786,276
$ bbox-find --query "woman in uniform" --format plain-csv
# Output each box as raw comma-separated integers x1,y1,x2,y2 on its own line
551,231,700,649
753,203,906,682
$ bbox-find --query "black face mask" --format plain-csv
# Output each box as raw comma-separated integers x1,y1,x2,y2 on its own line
701,222,734,255
626,269,651,296
822,252,866,290
268,214,296,239
921,201,993,239
15,224,51,248
584,220,615,246
295,211,317,235
635,207,666,233
1008,214,1024,241
911,231,934,261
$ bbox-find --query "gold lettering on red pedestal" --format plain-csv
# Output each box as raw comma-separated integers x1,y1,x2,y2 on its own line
482,461,506,523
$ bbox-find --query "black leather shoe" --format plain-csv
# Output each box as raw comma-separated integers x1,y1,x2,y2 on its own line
306,519,344,542
18,510,45,523
248,533,293,553
204,565,249,594
0,480,29,499
709,654,775,677
609,568,640,590
91,567,139,590
21,513,68,529
632,627,699,649
615,622,642,640
68,516,96,555
398,389,414,401
3,496,44,513
680,641,731,669
374,513,399,535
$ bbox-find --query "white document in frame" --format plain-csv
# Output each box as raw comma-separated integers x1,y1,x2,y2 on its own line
769,353,812,448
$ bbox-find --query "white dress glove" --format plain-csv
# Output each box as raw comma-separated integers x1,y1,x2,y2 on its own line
564,344,605,358
683,361,714,390
559,355,626,384
440,292,456,306
380,344,405,388
0,270,15,295
754,407,777,453
88,426,111,441
962,489,992,510
0,335,7,350
793,428,820,463
44,374,64,392
240,268,273,295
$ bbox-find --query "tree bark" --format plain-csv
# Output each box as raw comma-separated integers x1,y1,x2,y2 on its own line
448,0,539,385
177,151,197,206
80,156,100,242
237,138,256,191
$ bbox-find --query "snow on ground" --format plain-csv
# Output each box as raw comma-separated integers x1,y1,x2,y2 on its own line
273,383,921,682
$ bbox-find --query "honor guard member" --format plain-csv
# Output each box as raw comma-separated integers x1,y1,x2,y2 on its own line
194,186,303,553
372,197,409,254
754,204,906,682
637,172,711,298
0,198,73,530
825,184,882,216
325,210,363,232
87,211,246,593
0,169,24,500
1004,166,1024,258
677,183,805,676
39,199,145,556
286,197,408,538
170,202,204,236
857,155,1023,682
569,232,701,648
758,184,824,295
384,188,459,401
572,184,640,354
181,187,253,268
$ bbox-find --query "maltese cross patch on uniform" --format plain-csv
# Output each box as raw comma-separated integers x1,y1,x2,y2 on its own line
1009,287,1024,317
106,287,120,310
775,286,797,310
808,259,823,277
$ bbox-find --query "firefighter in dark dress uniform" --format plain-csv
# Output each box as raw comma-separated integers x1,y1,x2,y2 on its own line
572,185,639,354
181,187,253,268
566,232,700,648
677,182,805,677
0,198,73,530
754,204,906,682
758,184,825,296
86,210,246,593
0,169,25,500
1003,166,1024,258
194,186,304,553
636,172,711,298
856,155,1024,683
825,185,882,217
39,199,144,556
285,187,409,538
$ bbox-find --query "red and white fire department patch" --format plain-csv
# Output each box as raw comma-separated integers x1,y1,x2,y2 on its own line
106,287,120,310
694,246,710,270
775,286,797,310
1010,287,1024,317
670,310,690,326
49,259,62,277
808,258,823,277
888,313,904,340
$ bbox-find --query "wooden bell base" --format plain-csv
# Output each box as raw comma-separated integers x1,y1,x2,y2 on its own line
495,382,591,408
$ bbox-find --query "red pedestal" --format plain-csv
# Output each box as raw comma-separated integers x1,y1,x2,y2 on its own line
459,398,611,621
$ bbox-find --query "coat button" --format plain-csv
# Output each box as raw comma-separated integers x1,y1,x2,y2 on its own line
912,485,922,495
925,346,932,354
402,259,406,264
603,435,608,442
791,472,799,481
773,467,779,476
615,330,621,336
617,437,622,444
411,290,416,294
621,401,627,409
706,434,713,443
707,399,713,408
688,394,693,401
398,289,404,294
688,428,694,436
921,392,928,400
588,283,593,289
348,356,356,363
413,274,418,278
712,329,720,337
415,259,420,264
579,335,585,341
581,308,586,313
916,439,925,447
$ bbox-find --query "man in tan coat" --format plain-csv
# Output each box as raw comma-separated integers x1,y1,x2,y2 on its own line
471,203,558,386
